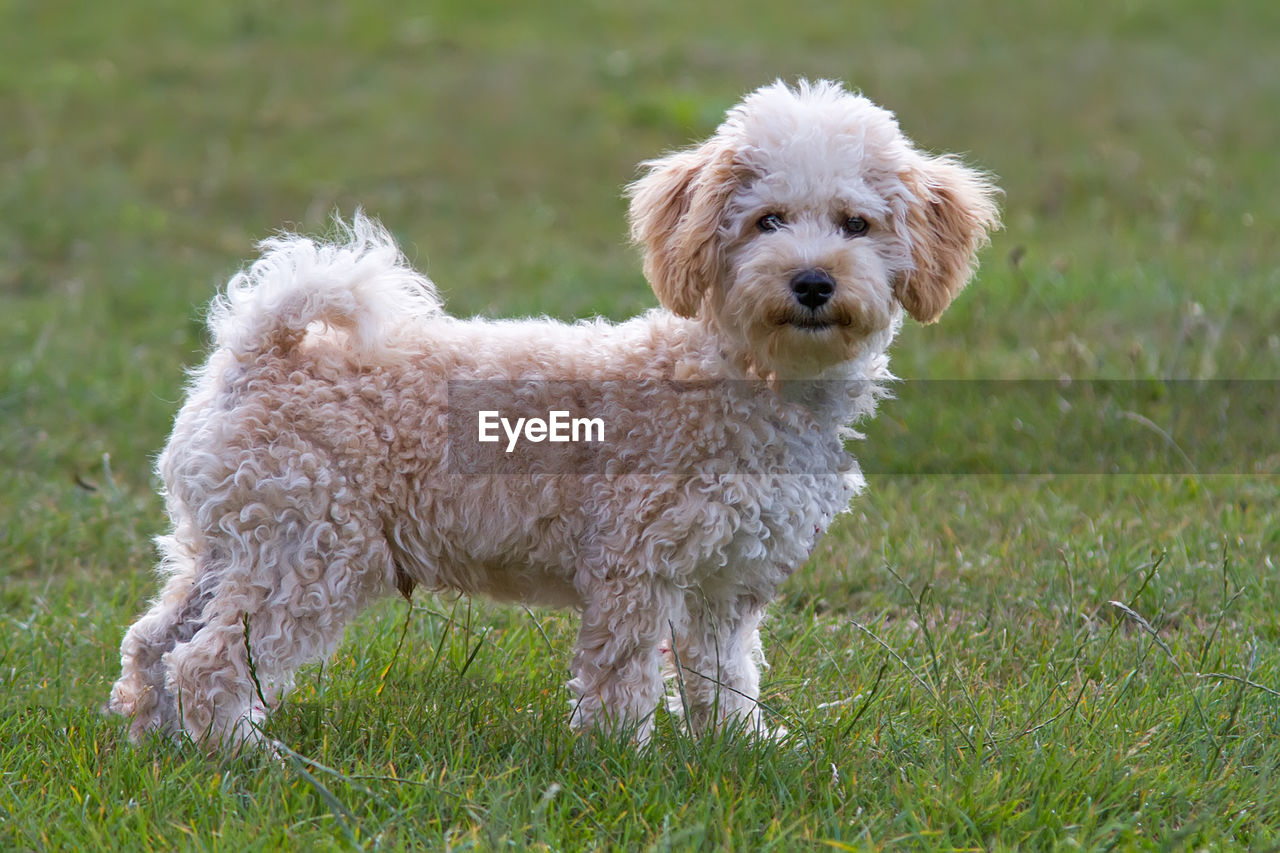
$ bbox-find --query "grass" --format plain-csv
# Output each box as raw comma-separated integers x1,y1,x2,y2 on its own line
2,0,1279,848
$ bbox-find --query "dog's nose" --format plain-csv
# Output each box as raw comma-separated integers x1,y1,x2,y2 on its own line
790,269,835,310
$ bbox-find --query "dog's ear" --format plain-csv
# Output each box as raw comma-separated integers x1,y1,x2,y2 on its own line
895,154,1001,324
627,142,739,318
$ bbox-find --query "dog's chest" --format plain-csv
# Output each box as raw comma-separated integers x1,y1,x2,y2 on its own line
695,425,860,590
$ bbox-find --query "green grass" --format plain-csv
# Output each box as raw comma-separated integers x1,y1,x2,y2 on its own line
3,0,1279,848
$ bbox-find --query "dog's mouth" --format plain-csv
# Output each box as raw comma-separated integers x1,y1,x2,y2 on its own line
780,314,845,332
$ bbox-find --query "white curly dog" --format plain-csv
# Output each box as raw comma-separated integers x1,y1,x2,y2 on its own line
110,80,999,748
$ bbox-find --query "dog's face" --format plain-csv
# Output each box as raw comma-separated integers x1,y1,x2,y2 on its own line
629,80,1001,378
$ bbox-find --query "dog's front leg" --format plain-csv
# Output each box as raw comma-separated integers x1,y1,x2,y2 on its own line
669,594,771,737
566,579,682,744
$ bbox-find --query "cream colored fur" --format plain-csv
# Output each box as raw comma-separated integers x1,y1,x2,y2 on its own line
109,79,999,749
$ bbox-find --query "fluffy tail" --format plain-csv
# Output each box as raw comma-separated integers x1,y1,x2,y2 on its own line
208,212,441,359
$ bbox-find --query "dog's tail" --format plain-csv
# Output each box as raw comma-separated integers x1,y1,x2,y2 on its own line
208,211,441,360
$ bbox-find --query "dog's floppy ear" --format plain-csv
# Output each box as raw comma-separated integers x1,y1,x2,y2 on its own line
895,154,1001,324
627,141,739,318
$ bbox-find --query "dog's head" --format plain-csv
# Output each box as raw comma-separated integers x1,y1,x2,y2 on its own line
628,79,1000,377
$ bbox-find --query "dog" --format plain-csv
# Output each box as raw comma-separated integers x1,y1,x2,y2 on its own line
109,79,999,748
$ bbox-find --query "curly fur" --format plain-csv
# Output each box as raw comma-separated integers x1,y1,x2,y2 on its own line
109,79,999,749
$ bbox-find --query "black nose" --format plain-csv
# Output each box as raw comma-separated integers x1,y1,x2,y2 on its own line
790,269,835,310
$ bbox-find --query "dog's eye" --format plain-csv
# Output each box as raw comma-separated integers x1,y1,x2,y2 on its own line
842,216,870,237
757,213,785,232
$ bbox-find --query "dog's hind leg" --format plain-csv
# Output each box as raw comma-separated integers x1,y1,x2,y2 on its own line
110,511,220,742
157,500,394,750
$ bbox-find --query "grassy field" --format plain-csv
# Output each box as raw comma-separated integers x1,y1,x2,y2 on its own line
3,0,1279,848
